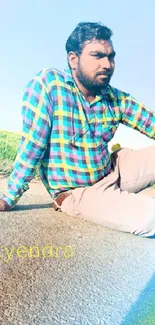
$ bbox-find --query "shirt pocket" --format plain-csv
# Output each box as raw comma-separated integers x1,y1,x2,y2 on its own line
94,118,119,143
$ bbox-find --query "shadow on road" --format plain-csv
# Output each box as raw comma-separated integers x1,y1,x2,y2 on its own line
13,203,52,211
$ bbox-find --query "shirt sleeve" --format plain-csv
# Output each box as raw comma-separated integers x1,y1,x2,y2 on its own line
118,91,155,139
1,76,52,207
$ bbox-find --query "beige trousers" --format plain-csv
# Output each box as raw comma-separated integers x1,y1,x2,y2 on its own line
61,146,155,237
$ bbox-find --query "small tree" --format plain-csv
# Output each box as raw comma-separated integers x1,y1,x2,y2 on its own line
111,143,121,152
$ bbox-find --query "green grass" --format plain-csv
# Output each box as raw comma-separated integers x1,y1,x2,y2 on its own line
0,129,40,178
0,130,21,161
0,130,21,176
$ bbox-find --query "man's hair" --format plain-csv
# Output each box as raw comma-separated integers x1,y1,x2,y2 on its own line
65,22,113,55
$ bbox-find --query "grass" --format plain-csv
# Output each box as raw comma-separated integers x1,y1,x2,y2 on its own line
0,130,21,160
0,130,40,177
0,130,21,176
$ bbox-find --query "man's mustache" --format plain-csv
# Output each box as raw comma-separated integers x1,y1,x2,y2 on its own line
96,70,112,76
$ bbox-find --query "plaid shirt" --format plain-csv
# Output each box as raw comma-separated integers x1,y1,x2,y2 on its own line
2,68,155,207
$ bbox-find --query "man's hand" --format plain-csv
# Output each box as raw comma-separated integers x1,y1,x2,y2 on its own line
0,199,12,211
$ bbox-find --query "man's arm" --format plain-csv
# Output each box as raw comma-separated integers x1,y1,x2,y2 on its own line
118,91,155,138
0,76,52,210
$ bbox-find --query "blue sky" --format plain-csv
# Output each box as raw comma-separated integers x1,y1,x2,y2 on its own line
0,0,155,149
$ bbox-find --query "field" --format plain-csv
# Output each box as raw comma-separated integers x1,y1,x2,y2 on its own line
0,130,41,178
0,130,21,176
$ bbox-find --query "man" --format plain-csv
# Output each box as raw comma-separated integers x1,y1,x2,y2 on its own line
1,22,155,237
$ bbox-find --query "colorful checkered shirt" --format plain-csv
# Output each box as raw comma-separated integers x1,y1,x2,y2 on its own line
2,68,155,207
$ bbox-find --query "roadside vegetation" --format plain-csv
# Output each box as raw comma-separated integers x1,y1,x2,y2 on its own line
0,130,41,177
0,130,21,176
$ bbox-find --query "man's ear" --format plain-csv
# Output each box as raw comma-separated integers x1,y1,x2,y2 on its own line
68,52,79,70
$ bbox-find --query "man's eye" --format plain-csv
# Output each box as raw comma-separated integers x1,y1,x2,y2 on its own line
91,54,102,58
108,54,116,60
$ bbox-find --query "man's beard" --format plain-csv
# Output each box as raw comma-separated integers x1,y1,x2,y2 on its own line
75,62,112,93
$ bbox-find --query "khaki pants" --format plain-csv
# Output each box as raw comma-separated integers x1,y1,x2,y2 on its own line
61,146,155,237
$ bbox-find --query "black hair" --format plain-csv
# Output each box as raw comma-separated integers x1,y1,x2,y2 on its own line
65,22,113,55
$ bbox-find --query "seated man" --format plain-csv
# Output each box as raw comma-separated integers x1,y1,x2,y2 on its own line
1,22,155,237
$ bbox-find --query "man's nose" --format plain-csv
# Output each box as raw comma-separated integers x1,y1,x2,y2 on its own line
101,57,111,69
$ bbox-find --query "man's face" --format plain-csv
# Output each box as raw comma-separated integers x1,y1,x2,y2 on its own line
73,39,115,91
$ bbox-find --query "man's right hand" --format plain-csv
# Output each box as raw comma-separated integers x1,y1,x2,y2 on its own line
0,199,13,211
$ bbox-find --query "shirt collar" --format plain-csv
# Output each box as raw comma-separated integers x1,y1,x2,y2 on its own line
64,67,115,101
64,68,75,84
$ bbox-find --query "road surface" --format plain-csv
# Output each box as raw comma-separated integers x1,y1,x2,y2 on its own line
0,177,155,325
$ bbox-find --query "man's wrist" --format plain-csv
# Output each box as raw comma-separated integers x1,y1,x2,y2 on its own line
1,194,16,209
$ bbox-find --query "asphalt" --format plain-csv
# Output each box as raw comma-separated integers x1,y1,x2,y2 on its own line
0,176,155,325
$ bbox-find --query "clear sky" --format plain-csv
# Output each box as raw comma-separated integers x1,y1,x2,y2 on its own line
0,0,155,149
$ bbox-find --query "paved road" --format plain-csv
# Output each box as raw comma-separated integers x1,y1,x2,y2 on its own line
0,177,155,325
